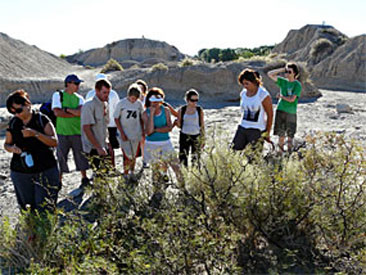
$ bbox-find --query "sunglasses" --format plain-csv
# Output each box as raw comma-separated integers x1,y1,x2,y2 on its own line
285,69,293,74
14,106,24,114
189,99,199,102
69,81,80,85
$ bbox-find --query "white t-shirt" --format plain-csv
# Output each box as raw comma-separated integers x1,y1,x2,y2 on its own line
51,90,84,109
239,86,270,131
86,89,119,127
113,97,144,140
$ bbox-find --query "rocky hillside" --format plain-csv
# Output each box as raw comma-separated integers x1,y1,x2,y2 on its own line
66,38,186,67
272,25,365,91
0,32,82,104
0,32,73,78
311,35,366,91
109,60,320,102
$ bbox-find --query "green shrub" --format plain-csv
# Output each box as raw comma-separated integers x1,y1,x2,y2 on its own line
0,132,365,273
151,63,168,72
310,38,334,58
59,54,66,59
100,58,124,73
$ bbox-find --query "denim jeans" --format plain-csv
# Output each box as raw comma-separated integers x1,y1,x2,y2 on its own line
10,166,60,212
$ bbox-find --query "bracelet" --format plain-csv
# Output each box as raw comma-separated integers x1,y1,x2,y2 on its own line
35,132,40,138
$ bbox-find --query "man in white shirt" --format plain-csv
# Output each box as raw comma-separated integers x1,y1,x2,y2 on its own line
86,73,120,166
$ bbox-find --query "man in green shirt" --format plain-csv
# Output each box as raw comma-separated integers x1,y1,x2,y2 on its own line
268,63,302,153
52,74,89,186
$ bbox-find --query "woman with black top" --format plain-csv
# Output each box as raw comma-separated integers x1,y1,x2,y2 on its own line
4,90,60,212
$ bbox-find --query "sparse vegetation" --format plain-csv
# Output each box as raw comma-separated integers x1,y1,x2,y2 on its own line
151,62,169,72
0,132,365,273
178,57,200,67
311,38,334,58
100,58,124,73
198,46,275,63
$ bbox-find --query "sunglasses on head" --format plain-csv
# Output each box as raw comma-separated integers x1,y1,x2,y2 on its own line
189,99,199,102
14,106,24,114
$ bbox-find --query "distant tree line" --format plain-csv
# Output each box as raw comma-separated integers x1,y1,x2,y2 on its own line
197,45,275,62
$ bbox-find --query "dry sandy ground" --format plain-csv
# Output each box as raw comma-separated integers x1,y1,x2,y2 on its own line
0,89,365,223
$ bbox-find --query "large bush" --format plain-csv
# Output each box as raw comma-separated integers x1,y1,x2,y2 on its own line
0,132,365,273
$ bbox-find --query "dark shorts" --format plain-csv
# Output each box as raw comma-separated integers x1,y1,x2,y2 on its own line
108,127,119,149
273,110,297,138
232,126,263,151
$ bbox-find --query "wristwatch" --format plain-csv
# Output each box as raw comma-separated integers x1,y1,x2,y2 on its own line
35,132,40,138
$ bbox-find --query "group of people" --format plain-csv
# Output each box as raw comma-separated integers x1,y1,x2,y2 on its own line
4,62,301,213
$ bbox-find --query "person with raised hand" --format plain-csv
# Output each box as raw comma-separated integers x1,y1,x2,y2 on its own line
267,62,302,153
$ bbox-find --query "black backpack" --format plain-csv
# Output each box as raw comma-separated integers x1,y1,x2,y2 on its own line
180,105,202,129
40,90,63,127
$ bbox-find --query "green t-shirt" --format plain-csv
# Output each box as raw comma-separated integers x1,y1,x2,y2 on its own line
276,77,302,114
55,91,84,135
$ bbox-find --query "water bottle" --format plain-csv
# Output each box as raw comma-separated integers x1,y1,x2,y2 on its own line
21,152,34,168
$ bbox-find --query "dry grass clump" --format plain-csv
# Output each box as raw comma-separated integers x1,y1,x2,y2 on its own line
151,63,169,72
100,58,124,73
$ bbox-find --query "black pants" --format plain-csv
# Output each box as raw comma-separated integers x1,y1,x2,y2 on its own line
88,149,113,177
179,132,201,167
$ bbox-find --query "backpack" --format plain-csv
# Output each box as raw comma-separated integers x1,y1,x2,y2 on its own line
180,105,202,129
40,90,63,127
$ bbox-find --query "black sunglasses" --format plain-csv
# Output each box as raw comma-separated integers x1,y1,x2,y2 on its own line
189,99,199,102
14,106,24,114
285,69,293,74
69,81,80,85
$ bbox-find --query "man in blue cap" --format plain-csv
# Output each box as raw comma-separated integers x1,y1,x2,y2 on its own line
52,74,90,187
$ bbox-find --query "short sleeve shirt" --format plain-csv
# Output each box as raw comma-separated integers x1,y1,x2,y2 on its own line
51,90,85,135
81,96,109,153
113,98,144,140
86,89,120,127
276,77,302,114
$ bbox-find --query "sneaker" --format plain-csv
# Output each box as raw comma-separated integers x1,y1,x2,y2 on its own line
143,162,149,169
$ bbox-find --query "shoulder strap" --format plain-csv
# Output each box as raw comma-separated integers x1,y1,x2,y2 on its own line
56,90,64,106
197,106,202,127
180,105,187,128
36,112,45,131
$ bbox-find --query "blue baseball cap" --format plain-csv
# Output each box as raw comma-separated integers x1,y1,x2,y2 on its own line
64,74,84,84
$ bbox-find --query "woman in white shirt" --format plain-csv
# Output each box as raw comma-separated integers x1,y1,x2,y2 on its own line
232,69,273,151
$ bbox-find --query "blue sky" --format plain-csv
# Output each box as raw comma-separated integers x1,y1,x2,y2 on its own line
1,0,365,56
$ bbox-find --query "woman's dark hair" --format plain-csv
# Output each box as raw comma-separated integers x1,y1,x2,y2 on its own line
6,90,31,114
135,79,148,94
95,79,112,91
238,69,262,86
185,89,199,101
286,62,300,78
145,87,165,108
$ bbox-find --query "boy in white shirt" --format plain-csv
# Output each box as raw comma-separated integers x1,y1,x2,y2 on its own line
114,84,144,176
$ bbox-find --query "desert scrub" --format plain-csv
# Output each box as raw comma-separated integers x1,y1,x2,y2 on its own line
0,131,365,273
178,58,200,67
150,62,168,72
310,38,334,63
100,58,123,73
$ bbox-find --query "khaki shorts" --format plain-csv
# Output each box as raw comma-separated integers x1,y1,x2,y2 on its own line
273,110,297,138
